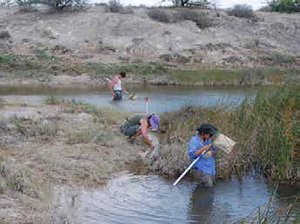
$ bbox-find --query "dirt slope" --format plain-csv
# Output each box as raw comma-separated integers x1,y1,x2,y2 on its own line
0,6,300,67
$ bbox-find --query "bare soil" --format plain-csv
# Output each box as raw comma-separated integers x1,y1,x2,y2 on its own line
0,6,299,74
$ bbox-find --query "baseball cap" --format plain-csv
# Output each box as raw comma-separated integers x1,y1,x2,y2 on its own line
149,114,160,131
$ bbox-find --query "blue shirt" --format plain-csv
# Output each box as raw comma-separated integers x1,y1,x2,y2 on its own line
187,135,216,175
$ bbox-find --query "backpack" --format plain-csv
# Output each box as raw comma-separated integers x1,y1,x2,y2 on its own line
120,114,146,136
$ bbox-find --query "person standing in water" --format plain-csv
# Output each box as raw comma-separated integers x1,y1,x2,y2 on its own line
187,123,218,187
108,71,126,100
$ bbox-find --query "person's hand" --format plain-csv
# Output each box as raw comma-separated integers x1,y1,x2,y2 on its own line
202,144,212,152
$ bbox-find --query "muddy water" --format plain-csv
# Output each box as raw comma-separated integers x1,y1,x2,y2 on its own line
54,172,298,224
0,85,256,113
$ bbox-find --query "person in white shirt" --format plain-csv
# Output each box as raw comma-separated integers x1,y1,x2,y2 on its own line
108,71,126,100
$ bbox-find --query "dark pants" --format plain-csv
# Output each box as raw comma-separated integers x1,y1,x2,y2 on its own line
113,90,122,100
193,169,214,188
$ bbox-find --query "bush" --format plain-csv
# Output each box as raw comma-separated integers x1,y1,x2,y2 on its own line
39,0,87,10
0,30,11,39
16,0,38,12
176,9,213,29
105,0,134,14
269,0,300,13
227,4,256,20
148,8,213,29
148,9,173,23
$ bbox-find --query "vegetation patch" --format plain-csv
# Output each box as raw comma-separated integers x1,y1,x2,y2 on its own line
105,0,134,14
148,8,213,29
269,0,300,13
227,4,257,20
168,68,299,85
157,85,299,182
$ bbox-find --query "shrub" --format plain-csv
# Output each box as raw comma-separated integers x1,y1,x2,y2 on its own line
176,9,213,29
269,0,300,13
148,8,213,29
0,30,11,39
105,0,134,14
148,9,173,23
227,4,256,20
39,0,87,11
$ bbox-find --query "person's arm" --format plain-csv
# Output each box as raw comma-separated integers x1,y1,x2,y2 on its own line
188,138,211,159
188,137,199,159
195,144,212,156
108,76,118,97
140,119,153,150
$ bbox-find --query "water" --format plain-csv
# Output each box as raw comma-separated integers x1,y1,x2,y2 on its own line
0,84,256,113
54,172,298,224
1,84,298,223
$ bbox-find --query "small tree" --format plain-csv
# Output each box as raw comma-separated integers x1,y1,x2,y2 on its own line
0,0,14,6
269,0,300,13
38,0,87,10
16,0,38,6
167,0,210,7
227,4,256,19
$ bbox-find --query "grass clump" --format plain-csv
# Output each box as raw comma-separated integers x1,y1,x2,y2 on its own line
0,157,42,198
44,93,64,105
67,126,114,147
8,115,58,139
235,187,297,224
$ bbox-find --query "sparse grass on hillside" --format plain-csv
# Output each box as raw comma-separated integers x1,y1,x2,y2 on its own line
0,53,298,85
0,54,168,79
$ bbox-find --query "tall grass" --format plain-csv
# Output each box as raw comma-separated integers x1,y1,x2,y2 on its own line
157,85,299,182
235,186,298,224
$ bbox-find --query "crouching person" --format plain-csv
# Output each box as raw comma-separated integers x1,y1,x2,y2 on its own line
187,124,218,187
120,113,160,150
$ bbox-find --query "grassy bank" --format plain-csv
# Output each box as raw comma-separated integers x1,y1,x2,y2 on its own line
0,98,144,223
155,85,299,182
0,54,299,86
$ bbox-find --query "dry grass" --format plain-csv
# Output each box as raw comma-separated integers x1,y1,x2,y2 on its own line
0,100,145,222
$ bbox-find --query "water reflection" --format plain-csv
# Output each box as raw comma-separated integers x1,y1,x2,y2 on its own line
52,173,296,224
188,186,215,224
